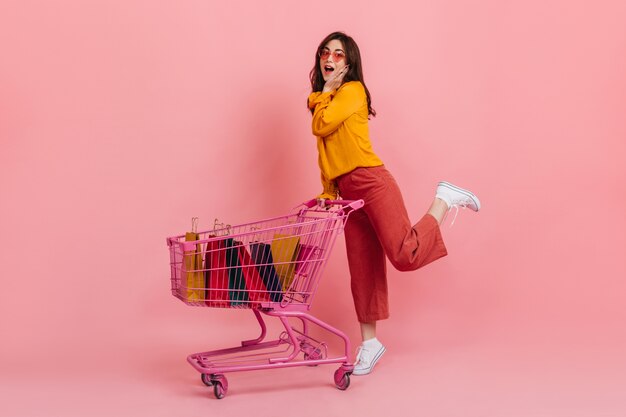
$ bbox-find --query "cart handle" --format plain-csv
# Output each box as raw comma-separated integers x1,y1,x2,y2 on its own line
301,198,364,213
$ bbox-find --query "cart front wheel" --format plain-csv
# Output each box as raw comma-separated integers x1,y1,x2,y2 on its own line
210,374,228,399
334,368,351,391
201,373,213,387
213,381,226,399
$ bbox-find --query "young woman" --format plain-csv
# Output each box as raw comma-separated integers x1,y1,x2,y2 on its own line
307,32,481,376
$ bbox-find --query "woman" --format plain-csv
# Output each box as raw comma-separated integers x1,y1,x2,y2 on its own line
307,32,481,376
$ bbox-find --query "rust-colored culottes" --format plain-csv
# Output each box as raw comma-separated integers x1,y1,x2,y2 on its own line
336,166,448,323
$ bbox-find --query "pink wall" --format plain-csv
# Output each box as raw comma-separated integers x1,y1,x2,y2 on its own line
2,0,625,415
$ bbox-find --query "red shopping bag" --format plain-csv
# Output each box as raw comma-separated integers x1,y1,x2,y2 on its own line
205,237,230,307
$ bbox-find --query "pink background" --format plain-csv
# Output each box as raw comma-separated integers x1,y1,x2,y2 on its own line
2,0,625,415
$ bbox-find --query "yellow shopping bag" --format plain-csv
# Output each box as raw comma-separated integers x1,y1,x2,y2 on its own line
182,218,205,302
270,234,300,290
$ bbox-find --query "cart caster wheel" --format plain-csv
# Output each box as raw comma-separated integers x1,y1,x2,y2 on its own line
200,373,213,387
213,381,226,399
334,368,351,391
210,374,228,399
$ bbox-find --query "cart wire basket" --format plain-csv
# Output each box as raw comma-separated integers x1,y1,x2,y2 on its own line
166,199,364,398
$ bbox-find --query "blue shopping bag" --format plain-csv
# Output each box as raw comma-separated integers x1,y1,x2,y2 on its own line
250,242,283,302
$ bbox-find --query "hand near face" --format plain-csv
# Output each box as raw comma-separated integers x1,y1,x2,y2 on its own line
323,65,349,93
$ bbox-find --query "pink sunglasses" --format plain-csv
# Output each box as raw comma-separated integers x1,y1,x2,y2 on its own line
318,48,346,62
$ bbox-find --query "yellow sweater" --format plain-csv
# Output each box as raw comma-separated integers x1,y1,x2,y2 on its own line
308,81,383,199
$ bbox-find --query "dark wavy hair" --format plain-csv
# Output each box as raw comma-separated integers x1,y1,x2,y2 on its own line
309,31,376,117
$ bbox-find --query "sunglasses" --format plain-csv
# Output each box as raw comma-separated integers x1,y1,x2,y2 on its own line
318,48,346,62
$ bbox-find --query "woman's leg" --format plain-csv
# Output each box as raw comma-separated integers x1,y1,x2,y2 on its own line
342,203,388,375
344,207,390,324
428,198,449,225
338,165,449,324
336,166,478,376
350,167,448,272
360,321,377,340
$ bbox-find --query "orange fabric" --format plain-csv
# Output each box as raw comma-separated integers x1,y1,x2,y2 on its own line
308,81,383,199
337,166,448,322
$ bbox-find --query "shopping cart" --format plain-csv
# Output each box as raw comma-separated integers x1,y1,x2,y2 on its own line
166,199,364,399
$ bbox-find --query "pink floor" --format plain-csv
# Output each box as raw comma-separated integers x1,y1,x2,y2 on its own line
3,316,625,417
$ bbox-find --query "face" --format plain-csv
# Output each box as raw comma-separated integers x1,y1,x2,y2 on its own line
319,39,347,81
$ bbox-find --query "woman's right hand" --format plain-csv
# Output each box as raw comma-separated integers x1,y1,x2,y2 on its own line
322,65,349,93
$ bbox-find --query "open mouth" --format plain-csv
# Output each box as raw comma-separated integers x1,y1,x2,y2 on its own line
323,65,334,74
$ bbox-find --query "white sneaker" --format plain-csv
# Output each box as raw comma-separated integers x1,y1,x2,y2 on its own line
435,182,480,226
352,339,386,376
436,181,481,211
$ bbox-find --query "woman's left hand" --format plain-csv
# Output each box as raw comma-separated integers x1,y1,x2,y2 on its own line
323,65,349,93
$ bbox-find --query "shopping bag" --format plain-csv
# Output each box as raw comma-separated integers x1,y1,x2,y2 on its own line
237,245,271,305
224,239,250,306
205,237,230,307
294,244,319,275
181,218,204,302
250,242,283,302
270,234,301,290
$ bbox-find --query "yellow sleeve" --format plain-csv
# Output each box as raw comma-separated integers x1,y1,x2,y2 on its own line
317,171,339,200
308,82,365,137
308,91,332,109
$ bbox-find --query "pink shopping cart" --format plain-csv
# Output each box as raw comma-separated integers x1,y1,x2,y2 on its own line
166,199,364,399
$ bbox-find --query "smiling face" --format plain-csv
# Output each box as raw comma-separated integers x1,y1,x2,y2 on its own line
319,39,347,82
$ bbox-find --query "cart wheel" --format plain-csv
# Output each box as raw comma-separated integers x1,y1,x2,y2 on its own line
213,381,226,399
200,373,213,387
210,374,228,399
334,368,351,391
